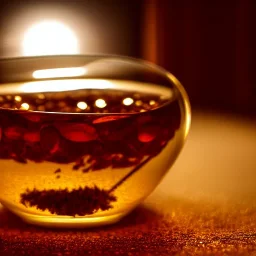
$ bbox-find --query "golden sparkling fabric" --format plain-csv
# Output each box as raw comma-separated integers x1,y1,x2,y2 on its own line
0,200,255,255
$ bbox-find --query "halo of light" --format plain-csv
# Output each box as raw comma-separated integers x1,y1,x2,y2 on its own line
95,99,107,108
22,20,79,56
123,97,134,106
135,100,143,106
77,101,88,110
21,103,30,110
149,100,156,105
14,96,22,102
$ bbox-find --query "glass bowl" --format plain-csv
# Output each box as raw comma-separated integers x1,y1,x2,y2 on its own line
0,55,191,228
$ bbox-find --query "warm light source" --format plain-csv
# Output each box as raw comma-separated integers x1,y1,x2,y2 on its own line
135,100,143,106
123,98,134,106
77,101,88,110
22,20,79,56
14,96,22,102
95,99,107,108
20,103,30,110
122,97,134,106
33,67,87,79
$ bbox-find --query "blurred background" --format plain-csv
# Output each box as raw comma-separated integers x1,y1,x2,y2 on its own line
0,0,255,116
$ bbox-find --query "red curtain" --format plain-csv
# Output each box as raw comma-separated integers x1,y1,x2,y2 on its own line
141,0,255,115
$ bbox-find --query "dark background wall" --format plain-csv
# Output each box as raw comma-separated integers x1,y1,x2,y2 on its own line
142,0,255,116
0,0,255,116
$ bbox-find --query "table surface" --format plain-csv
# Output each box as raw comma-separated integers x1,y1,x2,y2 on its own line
1,111,256,255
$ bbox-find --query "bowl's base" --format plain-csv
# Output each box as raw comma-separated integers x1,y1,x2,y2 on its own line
1,203,130,228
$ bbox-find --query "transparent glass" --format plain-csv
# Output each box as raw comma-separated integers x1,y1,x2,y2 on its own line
0,55,191,228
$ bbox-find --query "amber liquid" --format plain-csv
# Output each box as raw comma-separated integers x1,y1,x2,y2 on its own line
0,79,187,226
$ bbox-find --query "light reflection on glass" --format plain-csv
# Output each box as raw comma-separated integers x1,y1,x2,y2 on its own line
122,97,134,106
95,99,107,108
14,96,22,102
135,100,143,106
37,94,45,100
33,67,87,79
149,100,156,106
20,79,114,93
77,101,88,110
20,103,30,110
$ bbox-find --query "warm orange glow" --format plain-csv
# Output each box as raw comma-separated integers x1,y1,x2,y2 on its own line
135,100,143,106
149,100,156,106
37,94,45,99
14,96,22,102
20,103,30,110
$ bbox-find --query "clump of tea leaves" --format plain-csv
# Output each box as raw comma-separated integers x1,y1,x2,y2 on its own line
20,186,116,216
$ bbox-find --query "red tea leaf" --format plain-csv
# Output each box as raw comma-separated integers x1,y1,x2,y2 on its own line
4,126,26,140
93,115,128,124
24,131,40,143
40,126,60,154
56,123,97,142
23,114,41,122
138,124,159,143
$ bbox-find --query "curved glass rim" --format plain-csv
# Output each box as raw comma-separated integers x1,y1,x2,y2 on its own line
0,53,176,82
0,54,190,119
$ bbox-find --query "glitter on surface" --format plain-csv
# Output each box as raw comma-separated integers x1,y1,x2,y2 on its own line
0,199,256,256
